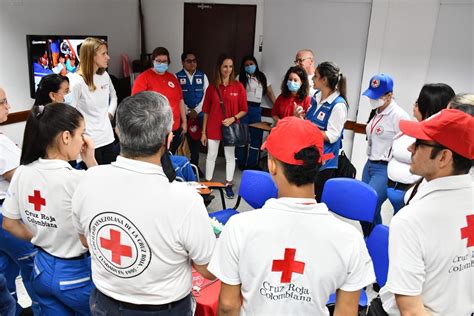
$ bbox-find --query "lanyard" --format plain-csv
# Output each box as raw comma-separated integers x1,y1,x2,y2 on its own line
370,115,384,135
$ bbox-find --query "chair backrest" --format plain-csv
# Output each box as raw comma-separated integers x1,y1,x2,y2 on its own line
366,224,390,287
321,178,378,222
238,170,278,209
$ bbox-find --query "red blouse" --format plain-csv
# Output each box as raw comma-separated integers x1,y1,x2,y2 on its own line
272,94,311,119
202,81,248,140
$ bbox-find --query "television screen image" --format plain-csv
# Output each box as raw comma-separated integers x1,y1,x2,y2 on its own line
27,35,107,98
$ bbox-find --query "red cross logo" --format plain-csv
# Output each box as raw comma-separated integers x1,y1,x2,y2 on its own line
272,248,305,283
100,229,133,265
371,79,380,88
461,214,474,247
28,190,46,212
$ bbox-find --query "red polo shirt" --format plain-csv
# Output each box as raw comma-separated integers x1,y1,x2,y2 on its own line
272,94,311,119
132,69,183,131
202,81,248,140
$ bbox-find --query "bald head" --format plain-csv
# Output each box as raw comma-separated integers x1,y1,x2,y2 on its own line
295,49,315,75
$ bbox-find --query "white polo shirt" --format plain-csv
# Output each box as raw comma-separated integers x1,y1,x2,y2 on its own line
72,156,216,305
366,101,410,161
387,133,421,184
2,159,88,258
0,133,20,200
380,174,474,316
237,74,270,104
69,72,117,148
208,198,375,316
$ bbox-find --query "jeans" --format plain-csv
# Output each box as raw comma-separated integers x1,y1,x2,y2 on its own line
32,250,93,316
0,214,40,315
90,288,193,316
361,160,388,236
387,187,406,214
236,104,262,168
0,274,15,316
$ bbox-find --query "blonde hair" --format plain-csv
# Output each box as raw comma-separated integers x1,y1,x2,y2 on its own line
78,37,107,91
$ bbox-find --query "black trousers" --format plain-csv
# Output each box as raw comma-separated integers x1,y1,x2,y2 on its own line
170,128,183,155
95,142,119,165
314,168,337,202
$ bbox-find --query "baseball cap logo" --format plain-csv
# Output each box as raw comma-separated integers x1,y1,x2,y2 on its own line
371,79,380,88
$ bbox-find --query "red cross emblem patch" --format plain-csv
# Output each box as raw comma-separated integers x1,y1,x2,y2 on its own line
272,248,305,283
28,190,46,211
461,214,474,247
371,79,380,88
90,212,152,278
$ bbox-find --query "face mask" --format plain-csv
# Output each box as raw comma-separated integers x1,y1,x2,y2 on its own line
160,149,176,183
369,98,385,110
287,80,301,92
153,62,168,74
63,93,73,105
245,65,256,75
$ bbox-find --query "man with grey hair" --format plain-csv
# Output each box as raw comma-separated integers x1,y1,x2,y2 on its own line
72,91,216,315
295,49,317,97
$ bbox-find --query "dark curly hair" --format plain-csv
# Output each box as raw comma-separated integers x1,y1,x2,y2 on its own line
280,66,309,101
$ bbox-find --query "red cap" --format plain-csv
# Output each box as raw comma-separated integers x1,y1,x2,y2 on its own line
399,109,474,159
261,116,334,165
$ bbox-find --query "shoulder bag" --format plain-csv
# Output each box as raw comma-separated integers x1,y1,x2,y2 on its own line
215,86,249,146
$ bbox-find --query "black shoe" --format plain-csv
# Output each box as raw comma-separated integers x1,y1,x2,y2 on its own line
20,307,34,316
224,185,235,199
203,194,215,207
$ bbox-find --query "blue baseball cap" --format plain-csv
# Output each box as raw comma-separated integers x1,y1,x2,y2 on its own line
362,73,394,99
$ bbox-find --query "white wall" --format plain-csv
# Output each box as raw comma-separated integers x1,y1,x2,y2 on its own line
262,0,372,157
351,0,474,178
0,0,140,143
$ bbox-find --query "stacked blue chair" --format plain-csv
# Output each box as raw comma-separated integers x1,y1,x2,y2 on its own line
321,178,378,309
209,170,278,225
366,224,390,287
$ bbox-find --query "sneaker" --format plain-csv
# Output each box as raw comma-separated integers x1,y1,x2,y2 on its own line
224,185,235,199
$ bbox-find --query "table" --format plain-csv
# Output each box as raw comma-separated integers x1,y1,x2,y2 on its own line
193,269,221,316
248,121,272,132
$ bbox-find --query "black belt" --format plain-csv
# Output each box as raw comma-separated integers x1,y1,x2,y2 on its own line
248,101,261,107
369,160,388,165
38,247,90,261
387,179,413,191
97,289,190,311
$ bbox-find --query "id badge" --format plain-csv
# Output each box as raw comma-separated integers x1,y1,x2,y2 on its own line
255,85,263,101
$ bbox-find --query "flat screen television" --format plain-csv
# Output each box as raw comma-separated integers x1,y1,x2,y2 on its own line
26,35,108,98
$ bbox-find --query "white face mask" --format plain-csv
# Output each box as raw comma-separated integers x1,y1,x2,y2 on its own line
369,98,385,110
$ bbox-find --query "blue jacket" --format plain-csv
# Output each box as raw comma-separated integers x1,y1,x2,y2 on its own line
176,69,205,109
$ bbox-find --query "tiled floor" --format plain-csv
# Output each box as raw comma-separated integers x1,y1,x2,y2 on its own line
16,152,395,307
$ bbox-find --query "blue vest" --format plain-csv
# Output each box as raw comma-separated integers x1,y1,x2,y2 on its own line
306,94,347,170
176,69,205,109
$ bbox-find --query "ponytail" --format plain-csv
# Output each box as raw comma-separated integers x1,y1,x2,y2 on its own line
20,103,84,165
337,73,348,106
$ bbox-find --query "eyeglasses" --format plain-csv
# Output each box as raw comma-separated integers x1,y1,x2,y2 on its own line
185,59,197,64
294,57,311,64
0,98,8,106
414,139,445,151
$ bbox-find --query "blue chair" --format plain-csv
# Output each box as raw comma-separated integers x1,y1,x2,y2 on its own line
322,178,377,308
208,170,278,225
366,224,390,287
321,178,378,223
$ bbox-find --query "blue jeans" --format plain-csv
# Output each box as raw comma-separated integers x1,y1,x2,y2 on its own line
387,187,406,214
0,214,40,315
90,288,193,316
32,250,93,316
0,274,15,316
236,104,263,168
361,160,388,236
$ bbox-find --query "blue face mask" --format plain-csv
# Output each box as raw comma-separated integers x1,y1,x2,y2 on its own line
153,62,168,74
287,80,301,92
245,65,256,75
63,93,73,105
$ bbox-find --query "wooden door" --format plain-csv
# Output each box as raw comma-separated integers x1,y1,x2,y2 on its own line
184,3,256,82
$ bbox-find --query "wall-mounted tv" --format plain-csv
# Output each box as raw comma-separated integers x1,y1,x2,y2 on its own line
26,35,108,98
